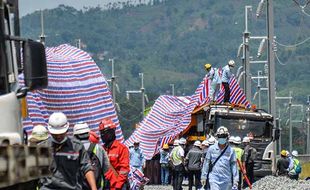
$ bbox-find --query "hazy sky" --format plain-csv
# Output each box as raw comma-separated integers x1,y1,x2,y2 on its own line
19,0,130,17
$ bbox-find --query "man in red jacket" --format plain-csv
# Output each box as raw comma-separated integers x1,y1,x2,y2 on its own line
99,118,129,190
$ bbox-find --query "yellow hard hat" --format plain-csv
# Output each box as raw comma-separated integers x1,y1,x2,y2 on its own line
163,144,169,149
280,150,287,156
204,63,212,70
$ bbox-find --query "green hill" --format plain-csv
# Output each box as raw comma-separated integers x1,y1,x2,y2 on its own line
20,0,310,138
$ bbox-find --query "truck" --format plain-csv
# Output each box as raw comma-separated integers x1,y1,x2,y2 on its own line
0,0,50,188
184,104,279,178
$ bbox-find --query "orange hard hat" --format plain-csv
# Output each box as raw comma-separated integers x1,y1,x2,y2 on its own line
89,131,99,144
99,118,116,131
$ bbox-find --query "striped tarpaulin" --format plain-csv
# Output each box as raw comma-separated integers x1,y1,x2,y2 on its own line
22,44,124,142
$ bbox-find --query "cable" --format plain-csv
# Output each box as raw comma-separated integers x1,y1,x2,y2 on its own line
301,8,310,16
275,36,310,48
292,0,310,17
274,52,288,66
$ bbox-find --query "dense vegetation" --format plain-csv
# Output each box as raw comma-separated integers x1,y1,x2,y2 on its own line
21,0,310,152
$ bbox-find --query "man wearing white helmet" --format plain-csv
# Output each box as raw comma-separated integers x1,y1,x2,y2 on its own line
129,140,146,171
288,150,302,180
201,126,238,190
221,60,235,103
73,122,109,190
170,138,186,190
207,136,216,146
28,125,49,146
185,141,204,190
39,112,97,190
241,136,256,187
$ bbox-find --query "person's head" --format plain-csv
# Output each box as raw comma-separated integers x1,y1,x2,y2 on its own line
234,136,242,146
48,112,69,144
163,143,169,151
207,136,216,146
280,150,287,158
216,126,229,146
98,118,116,145
228,136,235,144
173,139,179,146
73,122,90,141
242,136,250,145
29,125,49,145
292,150,298,158
201,140,209,149
133,140,140,150
179,137,186,148
204,63,212,72
228,60,235,68
193,140,201,148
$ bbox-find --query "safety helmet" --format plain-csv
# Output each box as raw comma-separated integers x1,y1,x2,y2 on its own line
194,140,201,147
216,126,229,137
89,131,99,144
202,140,209,146
73,122,90,135
173,139,180,146
99,118,116,131
133,139,140,144
163,144,169,149
280,150,287,157
204,63,212,70
179,137,187,145
228,136,235,143
207,136,216,145
292,150,298,157
228,60,235,67
234,136,242,144
242,137,250,143
30,125,48,141
48,112,69,134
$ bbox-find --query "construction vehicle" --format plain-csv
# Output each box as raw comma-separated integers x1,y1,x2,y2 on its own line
184,104,279,178
0,0,50,188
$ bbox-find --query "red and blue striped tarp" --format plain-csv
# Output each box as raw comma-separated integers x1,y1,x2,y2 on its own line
22,44,124,142
125,74,250,160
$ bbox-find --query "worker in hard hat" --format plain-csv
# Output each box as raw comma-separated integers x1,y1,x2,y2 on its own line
201,126,238,190
39,112,97,190
160,144,170,185
205,63,221,102
73,122,109,190
276,150,290,176
99,118,129,190
221,60,235,103
129,140,145,171
232,136,244,190
288,150,302,180
28,125,49,146
170,138,186,190
185,141,204,190
241,137,256,187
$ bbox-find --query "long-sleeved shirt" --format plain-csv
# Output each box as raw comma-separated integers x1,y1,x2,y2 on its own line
221,65,232,83
129,147,145,168
201,143,239,187
40,138,92,190
207,68,221,84
159,149,170,164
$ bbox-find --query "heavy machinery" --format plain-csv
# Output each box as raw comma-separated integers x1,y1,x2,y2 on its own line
0,0,50,188
185,104,279,178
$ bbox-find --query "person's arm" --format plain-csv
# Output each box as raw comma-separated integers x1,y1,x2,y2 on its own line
97,145,110,174
115,146,130,189
201,149,211,180
85,171,98,190
184,151,189,166
230,149,239,187
141,151,146,169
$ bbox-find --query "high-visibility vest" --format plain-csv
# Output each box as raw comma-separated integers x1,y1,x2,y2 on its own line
233,147,244,170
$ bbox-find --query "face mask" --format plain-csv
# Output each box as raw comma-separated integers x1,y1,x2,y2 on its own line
51,136,67,144
218,138,227,145
100,129,116,144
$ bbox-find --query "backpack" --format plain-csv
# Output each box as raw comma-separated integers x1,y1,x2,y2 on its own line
294,160,302,174
82,143,104,190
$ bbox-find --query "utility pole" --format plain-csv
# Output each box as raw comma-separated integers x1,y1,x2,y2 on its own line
39,10,46,45
243,6,252,101
278,108,282,153
76,39,81,49
109,58,116,105
307,95,310,154
170,83,175,96
288,91,292,152
126,73,147,119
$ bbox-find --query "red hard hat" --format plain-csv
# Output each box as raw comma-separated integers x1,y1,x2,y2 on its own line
99,118,116,131
89,131,99,144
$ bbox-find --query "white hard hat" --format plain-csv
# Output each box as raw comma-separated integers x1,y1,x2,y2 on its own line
48,112,69,134
292,150,298,157
30,125,48,141
234,136,242,144
228,60,235,67
179,137,187,145
134,139,140,144
194,140,201,147
202,140,209,146
228,136,235,143
73,122,90,135
216,126,229,136
173,139,180,146
286,151,290,157
242,136,250,143
207,136,216,145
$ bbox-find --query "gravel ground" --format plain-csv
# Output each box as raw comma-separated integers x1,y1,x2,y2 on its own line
144,185,173,190
245,176,310,190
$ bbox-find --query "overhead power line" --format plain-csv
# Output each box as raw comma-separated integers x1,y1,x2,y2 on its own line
274,52,288,66
292,0,310,16
275,36,310,48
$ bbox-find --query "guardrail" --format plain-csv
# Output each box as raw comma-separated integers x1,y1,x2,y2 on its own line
0,145,51,188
